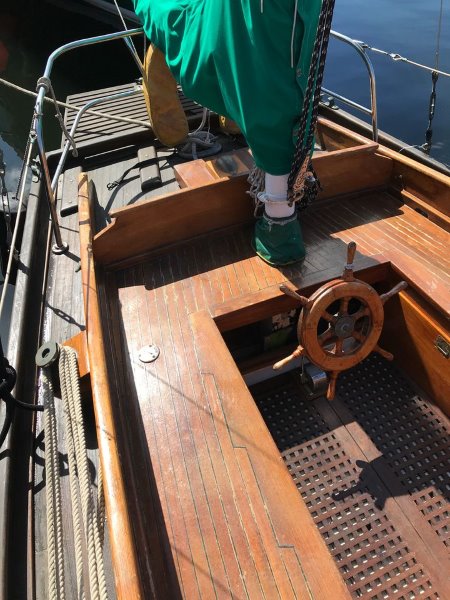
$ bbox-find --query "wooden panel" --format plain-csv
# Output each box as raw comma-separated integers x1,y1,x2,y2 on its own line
381,289,450,416
390,156,450,219
317,117,450,216
400,189,450,232
175,144,388,196
314,144,393,199
213,259,390,332
316,116,371,151
386,245,450,316
93,176,253,265
78,173,145,600
174,148,254,188
190,310,351,599
63,331,91,399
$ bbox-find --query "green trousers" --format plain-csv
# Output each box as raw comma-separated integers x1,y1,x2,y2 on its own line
133,0,321,175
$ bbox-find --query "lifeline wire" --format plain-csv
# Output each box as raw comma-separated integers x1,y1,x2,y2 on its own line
362,46,450,78
0,76,151,128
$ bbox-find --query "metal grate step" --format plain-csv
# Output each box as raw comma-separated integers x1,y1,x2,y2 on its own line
251,354,450,599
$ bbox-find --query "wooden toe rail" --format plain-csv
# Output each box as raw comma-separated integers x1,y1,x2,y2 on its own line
78,173,144,600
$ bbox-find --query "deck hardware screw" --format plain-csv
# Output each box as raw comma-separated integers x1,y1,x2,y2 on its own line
138,344,160,363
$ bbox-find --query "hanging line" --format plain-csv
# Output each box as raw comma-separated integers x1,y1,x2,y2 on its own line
422,0,445,154
112,0,144,77
288,0,336,208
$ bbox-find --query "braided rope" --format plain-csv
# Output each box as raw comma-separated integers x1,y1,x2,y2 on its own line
62,347,108,600
247,165,266,215
59,349,85,600
43,370,66,600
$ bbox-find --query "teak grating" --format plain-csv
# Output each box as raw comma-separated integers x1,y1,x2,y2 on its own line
252,355,449,599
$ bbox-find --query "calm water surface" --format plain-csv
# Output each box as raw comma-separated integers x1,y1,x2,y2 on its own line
0,0,449,197
327,0,450,165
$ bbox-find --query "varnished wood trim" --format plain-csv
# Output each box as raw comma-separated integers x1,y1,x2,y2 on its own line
400,189,450,232
213,258,390,332
78,174,144,600
381,288,450,416
318,117,450,215
93,176,253,265
173,159,223,188
63,331,91,399
190,310,351,599
313,142,394,200
387,248,450,317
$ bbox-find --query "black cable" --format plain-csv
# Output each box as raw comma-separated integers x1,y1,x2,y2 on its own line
0,337,43,450
423,70,439,155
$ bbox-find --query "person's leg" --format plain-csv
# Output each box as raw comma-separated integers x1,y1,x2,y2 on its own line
253,173,305,265
134,0,320,264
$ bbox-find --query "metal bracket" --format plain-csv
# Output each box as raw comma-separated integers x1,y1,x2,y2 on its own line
299,363,329,399
435,335,450,359
35,341,60,368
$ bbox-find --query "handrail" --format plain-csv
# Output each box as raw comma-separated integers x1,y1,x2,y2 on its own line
31,27,144,254
51,86,141,192
323,31,378,142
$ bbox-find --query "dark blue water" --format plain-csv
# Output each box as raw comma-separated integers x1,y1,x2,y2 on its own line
325,0,450,165
1,0,449,198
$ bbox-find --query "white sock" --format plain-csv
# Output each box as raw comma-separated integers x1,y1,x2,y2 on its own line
263,173,295,218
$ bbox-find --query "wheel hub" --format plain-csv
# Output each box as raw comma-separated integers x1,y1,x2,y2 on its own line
334,315,356,338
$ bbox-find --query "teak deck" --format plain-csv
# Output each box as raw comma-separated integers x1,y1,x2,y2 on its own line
76,128,450,599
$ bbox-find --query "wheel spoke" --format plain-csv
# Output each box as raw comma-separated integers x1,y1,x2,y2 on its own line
334,339,343,355
352,330,364,343
351,306,370,321
339,297,350,316
322,310,337,324
318,328,335,346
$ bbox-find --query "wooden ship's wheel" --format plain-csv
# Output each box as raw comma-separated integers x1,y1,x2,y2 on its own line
274,242,407,399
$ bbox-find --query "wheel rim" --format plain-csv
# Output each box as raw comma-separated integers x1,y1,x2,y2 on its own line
299,280,384,371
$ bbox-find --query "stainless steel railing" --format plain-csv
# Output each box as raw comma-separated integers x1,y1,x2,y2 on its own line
31,27,144,254
322,31,378,142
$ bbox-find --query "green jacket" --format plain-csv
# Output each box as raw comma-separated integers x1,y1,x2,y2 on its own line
133,0,322,174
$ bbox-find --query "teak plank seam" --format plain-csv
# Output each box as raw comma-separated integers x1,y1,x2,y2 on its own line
190,310,351,599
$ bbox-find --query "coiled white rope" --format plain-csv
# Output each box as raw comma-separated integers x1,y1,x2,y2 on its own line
41,347,108,599
59,346,108,600
43,369,66,600
59,350,86,600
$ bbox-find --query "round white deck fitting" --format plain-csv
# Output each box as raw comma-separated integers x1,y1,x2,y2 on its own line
138,344,160,363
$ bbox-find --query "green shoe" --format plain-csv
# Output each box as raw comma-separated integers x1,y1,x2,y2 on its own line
254,212,305,266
